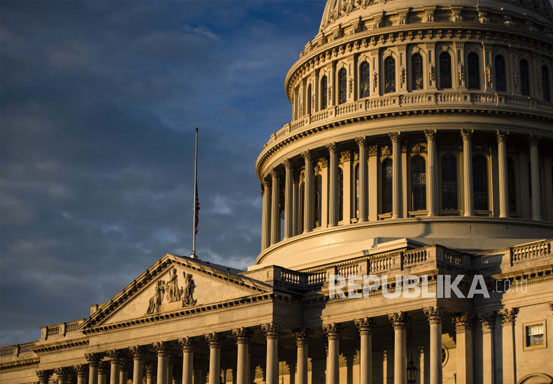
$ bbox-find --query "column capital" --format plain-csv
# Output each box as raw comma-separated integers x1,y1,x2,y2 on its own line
293,328,311,345
323,323,341,340
106,349,122,362
354,318,374,334
480,313,496,333
340,151,352,163
205,332,221,347
388,311,409,328
74,364,88,378
368,145,378,157
528,135,540,146
36,370,52,382
283,159,292,169
232,328,252,344
262,322,279,339
98,362,110,374
388,132,401,143
129,346,146,359
178,337,196,352
302,151,312,161
424,129,437,141
355,136,367,147
498,308,517,325
85,353,102,365
460,129,474,141
424,306,444,324
496,130,509,143
326,142,337,153
54,367,70,378
453,312,475,331
270,169,278,179
145,364,156,377
153,341,169,355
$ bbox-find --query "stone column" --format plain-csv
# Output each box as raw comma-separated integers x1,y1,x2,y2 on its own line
481,315,495,384
107,350,121,384
271,170,281,244
388,312,407,384
500,309,517,384
324,324,341,384
497,131,509,218
368,145,378,222
98,363,109,384
424,307,443,384
145,365,156,384
425,130,437,216
418,347,425,384
294,329,310,384
390,133,402,219
529,137,542,220
154,342,169,384
303,151,314,233
130,347,145,384
206,334,221,384
178,338,194,384
75,365,88,384
356,137,368,222
120,360,130,384
341,151,352,224
261,180,271,250
233,328,251,384
453,313,474,384
86,353,101,384
462,130,474,216
284,160,294,238
37,370,52,384
355,318,373,384
262,323,279,384
327,143,338,227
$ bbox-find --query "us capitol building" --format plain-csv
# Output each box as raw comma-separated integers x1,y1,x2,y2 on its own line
2,0,553,383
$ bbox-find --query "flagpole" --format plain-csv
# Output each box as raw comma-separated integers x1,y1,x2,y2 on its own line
191,128,199,259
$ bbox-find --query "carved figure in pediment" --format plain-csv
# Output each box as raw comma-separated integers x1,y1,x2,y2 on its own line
182,273,197,307
167,268,183,303
147,280,166,314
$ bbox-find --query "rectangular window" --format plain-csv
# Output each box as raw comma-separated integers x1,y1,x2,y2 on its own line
526,324,545,347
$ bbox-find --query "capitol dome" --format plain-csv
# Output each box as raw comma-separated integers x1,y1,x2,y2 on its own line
255,0,553,269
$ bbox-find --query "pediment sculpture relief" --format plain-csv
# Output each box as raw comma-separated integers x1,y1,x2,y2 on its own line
146,269,197,315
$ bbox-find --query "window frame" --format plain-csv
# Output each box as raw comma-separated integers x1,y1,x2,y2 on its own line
523,320,548,351
438,51,453,90
439,152,460,215
411,52,424,91
359,61,371,99
338,67,347,105
466,51,482,90
383,56,397,94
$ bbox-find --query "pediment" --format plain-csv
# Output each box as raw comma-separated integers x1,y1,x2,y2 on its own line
83,254,272,328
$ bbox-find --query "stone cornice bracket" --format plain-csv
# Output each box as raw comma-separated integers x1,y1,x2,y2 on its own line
205,333,221,347
262,322,280,339
496,130,509,142
388,132,401,143
424,129,437,140
178,337,196,351
293,328,312,345
129,346,145,359
85,352,102,365
424,306,444,324
460,129,474,141
452,312,474,331
326,142,337,153
355,136,367,147
232,328,252,344
388,312,409,329
153,342,169,356
480,312,496,333
355,318,374,335
499,308,517,325
323,323,342,340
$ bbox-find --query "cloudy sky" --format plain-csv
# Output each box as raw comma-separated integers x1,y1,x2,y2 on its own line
0,0,324,346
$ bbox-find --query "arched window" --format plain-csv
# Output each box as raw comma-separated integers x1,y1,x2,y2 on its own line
360,62,370,98
520,59,530,96
467,53,480,90
354,163,359,219
542,65,550,101
411,155,426,211
321,75,328,109
307,84,312,115
439,52,452,89
384,57,396,93
315,175,322,227
382,158,393,213
473,154,488,211
338,167,344,222
495,55,506,92
411,53,424,90
338,68,347,104
441,154,458,210
508,157,517,214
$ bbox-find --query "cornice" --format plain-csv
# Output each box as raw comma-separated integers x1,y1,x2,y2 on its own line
0,358,39,371
32,338,89,355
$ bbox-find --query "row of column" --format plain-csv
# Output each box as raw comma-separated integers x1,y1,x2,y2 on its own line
261,131,544,249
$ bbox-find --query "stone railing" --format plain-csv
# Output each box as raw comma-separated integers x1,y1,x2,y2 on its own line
39,319,84,340
510,239,553,265
0,342,36,358
265,91,553,148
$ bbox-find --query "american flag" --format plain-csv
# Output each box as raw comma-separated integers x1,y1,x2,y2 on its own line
194,184,200,234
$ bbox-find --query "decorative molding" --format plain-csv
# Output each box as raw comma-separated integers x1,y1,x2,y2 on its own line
153,342,169,355
129,346,145,359
388,311,408,327
460,129,474,141
355,318,374,334
178,337,196,351
496,130,508,143
293,328,311,345
205,333,221,347
424,306,444,323
453,312,474,331
389,132,401,143
85,352,102,365
323,323,342,340
262,322,279,338
232,328,252,343
499,308,517,325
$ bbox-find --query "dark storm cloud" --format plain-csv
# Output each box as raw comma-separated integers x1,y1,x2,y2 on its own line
0,0,323,345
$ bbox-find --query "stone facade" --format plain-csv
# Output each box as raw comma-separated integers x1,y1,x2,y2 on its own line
2,0,553,384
